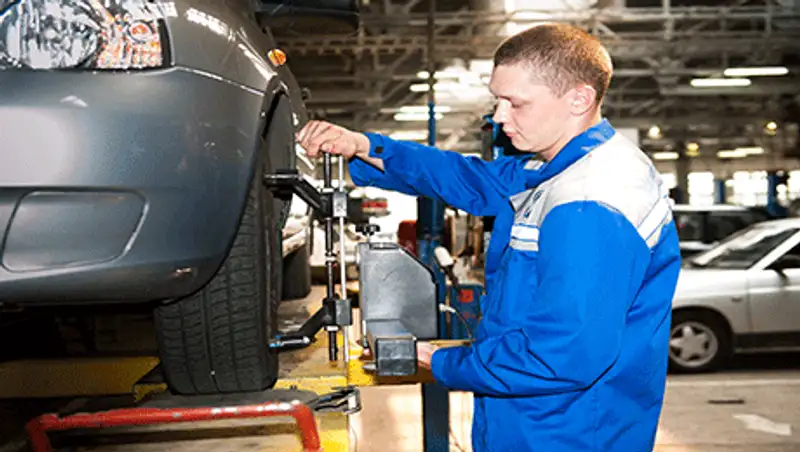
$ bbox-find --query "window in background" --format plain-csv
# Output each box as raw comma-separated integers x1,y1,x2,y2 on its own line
688,172,715,206
731,171,768,206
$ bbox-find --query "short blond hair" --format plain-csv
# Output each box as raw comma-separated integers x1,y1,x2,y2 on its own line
493,24,613,105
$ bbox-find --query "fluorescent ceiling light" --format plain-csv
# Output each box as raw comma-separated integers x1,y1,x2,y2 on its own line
394,112,444,122
652,152,679,160
723,66,789,77
690,78,752,87
735,146,764,155
416,69,464,80
717,149,748,159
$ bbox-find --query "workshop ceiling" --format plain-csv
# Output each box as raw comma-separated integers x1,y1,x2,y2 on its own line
267,0,800,164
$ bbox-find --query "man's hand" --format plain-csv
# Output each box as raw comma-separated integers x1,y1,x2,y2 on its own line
417,341,439,371
296,120,371,159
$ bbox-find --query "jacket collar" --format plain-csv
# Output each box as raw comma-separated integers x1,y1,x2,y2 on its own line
522,118,616,189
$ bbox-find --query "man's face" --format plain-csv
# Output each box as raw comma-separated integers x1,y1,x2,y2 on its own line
489,62,572,154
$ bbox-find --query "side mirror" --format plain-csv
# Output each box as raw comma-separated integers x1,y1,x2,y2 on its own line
769,255,800,271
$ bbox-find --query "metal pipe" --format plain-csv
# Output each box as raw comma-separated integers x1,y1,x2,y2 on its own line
26,402,322,452
339,156,350,363
323,152,338,361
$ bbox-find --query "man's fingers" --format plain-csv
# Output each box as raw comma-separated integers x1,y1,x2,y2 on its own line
296,120,318,145
308,129,344,157
297,120,326,152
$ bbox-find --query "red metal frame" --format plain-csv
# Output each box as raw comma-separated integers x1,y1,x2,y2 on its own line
25,400,322,452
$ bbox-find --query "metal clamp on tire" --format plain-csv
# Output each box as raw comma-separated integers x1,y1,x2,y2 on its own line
265,154,440,376
264,153,352,362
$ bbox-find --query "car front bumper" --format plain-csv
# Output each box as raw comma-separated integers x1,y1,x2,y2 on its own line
0,67,267,305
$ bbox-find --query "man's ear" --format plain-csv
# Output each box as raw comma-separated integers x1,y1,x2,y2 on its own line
568,85,598,116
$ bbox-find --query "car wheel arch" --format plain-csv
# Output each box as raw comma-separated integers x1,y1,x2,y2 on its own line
672,306,734,338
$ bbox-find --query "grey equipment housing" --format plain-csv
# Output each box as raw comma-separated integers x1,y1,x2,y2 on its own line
358,242,440,376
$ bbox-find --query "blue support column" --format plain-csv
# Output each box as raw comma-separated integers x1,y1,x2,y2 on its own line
420,94,450,452
767,171,789,218
714,179,727,204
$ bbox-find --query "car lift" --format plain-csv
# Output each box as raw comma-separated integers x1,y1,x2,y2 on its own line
1,150,483,451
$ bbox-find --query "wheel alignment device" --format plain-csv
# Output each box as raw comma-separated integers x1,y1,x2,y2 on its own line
264,154,440,377
265,152,352,361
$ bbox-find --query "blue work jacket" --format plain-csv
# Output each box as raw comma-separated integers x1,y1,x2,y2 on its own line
348,119,682,451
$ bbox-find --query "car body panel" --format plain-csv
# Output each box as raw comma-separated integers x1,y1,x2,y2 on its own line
672,269,750,333
746,231,800,334
747,268,800,334
0,0,315,305
162,0,307,128
0,68,267,304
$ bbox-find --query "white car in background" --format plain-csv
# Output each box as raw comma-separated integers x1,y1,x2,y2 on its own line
669,218,800,373
672,204,773,258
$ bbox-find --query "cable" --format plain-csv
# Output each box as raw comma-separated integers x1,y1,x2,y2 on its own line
349,421,359,452
450,428,468,452
438,303,473,341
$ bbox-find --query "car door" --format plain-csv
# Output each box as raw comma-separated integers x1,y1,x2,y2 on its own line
747,234,800,336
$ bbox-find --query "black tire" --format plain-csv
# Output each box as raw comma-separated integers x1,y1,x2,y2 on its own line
266,97,296,230
154,157,281,395
668,310,732,374
282,240,312,300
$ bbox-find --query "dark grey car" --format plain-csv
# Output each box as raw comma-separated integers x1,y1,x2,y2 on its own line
0,0,353,395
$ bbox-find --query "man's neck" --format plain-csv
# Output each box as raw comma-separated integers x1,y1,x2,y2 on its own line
539,111,603,162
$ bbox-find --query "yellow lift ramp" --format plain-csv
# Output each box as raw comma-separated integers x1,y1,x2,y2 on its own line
0,285,462,452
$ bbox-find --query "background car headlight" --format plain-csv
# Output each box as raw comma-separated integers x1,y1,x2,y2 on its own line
0,0,169,70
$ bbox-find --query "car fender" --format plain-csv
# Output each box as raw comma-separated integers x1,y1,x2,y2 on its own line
672,269,750,334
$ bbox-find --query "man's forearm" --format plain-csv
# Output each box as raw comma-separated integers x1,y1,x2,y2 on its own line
353,133,385,171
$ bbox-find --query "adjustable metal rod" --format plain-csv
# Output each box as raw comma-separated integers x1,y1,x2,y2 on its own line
323,153,338,362
339,156,350,364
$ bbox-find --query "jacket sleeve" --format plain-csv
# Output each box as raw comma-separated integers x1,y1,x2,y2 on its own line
348,133,531,216
429,201,651,397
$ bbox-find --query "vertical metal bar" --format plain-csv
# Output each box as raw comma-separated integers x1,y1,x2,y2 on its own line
339,156,350,363
323,152,338,361
422,2,449,451
714,178,727,204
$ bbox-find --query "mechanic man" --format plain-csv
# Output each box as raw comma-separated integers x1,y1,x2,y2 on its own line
298,23,682,452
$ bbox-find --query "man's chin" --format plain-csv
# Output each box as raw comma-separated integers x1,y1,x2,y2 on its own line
510,139,534,152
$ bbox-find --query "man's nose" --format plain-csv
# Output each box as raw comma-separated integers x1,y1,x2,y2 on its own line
492,103,508,124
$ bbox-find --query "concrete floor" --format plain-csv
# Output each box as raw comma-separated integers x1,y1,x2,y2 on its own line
349,370,800,452
1,286,799,451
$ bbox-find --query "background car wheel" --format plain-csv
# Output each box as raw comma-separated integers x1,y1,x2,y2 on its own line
668,310,732,374
282,241,312,300
154,157,280,395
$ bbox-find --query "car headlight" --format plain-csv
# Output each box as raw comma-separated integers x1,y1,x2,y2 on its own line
0,0,169,70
